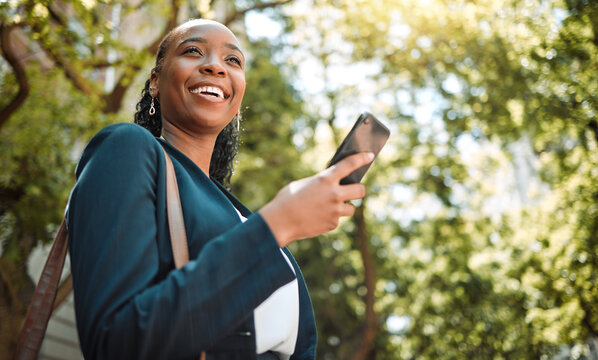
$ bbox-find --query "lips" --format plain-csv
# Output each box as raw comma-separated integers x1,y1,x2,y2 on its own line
188,84,230,99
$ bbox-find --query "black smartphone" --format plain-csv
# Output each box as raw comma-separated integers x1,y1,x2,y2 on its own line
327,112,390,185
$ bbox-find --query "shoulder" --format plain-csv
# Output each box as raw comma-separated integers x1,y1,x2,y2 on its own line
75,123,161,178
88,122,156,147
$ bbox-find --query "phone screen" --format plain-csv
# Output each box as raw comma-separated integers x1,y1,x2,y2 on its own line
327,112,390,185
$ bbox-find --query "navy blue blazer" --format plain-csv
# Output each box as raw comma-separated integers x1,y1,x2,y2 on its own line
66,123,317,359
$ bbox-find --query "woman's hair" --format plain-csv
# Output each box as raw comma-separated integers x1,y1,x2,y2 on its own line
134,25,240,188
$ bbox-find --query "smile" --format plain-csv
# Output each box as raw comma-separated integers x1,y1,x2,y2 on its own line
189,85,230,99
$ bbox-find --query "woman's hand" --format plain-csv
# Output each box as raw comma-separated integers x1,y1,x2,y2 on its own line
259,152,374,247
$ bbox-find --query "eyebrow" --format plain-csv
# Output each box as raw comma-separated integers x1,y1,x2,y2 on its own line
179,37,245,60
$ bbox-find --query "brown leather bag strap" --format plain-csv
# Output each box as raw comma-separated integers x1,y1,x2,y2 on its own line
161,147,190,268
14,219,68,360
161,147,206,360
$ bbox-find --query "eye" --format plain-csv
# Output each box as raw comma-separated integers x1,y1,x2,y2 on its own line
226,56,242,67
183,46,203,56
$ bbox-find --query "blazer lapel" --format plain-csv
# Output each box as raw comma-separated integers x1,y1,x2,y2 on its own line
211,180,253,218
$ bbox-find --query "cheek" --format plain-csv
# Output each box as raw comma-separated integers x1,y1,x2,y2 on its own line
235,76,246,105
158,80,179,111
159,60,192,92
158,68,187,111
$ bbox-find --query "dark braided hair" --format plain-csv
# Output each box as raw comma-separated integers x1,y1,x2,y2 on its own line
134,24,240,188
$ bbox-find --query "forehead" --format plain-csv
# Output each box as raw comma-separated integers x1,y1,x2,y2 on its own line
168,20,242,50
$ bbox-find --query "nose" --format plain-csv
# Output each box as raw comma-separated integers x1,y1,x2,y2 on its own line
199,54,226,76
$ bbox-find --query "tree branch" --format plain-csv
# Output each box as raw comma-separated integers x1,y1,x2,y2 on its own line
0,24,30,130
350,202,378,360
102,67,140,113
0,263,20,312
222,0,293,26
100,0,180,114
47,3,69,31
53,274,72,311
0,186,25,215
83,58,126,69
47,3,82,48
46,0,180,112
18,2,96,97
146,0,180,55
589,119,598,144
33,36,97,96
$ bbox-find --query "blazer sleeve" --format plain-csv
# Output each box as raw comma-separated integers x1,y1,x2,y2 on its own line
66,123,296,359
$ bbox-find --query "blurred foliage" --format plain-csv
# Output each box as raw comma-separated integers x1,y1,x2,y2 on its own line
0,65,109,251
285,0,598,358
1,0,598,359
232,40,311,207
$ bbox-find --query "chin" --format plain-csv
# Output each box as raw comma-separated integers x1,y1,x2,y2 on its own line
193,113,233,132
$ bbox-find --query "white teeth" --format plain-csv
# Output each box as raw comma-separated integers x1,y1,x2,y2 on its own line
190,86,224,98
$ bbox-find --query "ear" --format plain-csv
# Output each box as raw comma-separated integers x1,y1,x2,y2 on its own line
149,73,159,98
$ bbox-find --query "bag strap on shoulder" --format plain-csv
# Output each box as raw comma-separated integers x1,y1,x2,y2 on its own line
162,147,190,268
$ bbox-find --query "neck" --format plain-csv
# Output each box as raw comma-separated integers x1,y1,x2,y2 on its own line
161,121,217,177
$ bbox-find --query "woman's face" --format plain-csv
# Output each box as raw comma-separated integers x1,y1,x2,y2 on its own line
151,20,246,135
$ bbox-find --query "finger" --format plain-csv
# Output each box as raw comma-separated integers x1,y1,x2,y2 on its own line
338,183,366,202
328,152,374,181
339,202,356,217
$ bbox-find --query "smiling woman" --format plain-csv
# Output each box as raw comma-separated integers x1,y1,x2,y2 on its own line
66,19,373,359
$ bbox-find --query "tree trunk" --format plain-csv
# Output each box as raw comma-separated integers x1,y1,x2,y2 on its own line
350,202,378,360
0,252,35,356
0,23,30,131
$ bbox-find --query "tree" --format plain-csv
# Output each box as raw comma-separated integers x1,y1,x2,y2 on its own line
283,0,597,358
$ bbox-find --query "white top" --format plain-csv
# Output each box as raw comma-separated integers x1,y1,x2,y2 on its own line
234,209,299,359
